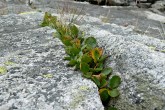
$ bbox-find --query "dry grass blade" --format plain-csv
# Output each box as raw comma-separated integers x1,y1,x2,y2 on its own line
56,0,86,25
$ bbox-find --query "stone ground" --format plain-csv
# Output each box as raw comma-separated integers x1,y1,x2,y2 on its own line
31,0,165,40
0,0,165,110
0,12,104,110
1,0,165,40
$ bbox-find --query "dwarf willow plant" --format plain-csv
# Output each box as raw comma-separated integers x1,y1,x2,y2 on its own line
41,12,121,109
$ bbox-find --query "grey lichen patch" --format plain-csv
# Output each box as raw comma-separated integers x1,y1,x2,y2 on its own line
141,93,165,110
134,77,165,110
69,93,85,109
110,89,165,110
0,66,7,74
79,85,90,91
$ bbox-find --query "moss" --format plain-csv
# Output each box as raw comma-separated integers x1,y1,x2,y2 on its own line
42,74,53,78
4,61,16,66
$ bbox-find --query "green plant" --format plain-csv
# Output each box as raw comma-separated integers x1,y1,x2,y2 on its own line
41,12,121,109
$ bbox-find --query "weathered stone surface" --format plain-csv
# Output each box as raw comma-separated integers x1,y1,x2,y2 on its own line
47,12,165,109
0,1,6,9
106,0,129,6
0,12,104,110
77,15,165,110
29,0,165,40
0,0,33,15
75,0,129,5
1,0,165,110
151,1,165,12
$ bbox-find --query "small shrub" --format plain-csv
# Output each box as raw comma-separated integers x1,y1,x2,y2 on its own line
41,12,121,109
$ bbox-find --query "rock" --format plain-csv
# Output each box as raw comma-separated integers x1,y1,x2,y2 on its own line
88,0,103,5
0,0,33,15
77,14,165,110
1,0,165,109
0,1,6,9
0,12,104,110
106,0,129,6
136,3,151,8
75,0,129,5
42,9,165,109
151,1,165,12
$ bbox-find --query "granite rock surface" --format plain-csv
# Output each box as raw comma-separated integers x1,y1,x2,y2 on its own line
0,0,165,110
0,12,104,110
49,12,165,110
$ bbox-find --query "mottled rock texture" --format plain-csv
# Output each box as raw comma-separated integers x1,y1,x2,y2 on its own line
78,15,165,110
0,12,104,110
75,0,129,5
1,0,165,110
151,1,165,12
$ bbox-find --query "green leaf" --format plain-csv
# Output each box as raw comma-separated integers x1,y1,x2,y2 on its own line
83,72,92,79
80,62,90,73
109,75,121,89
101,68,112,76
62,39,72,46
99,55,108,62
100,78,107,88
81,44,87,51
90,68,103,73
70,46,80,56
65,47,71,55
64,56,71,61
75,62,80,70
68,60,77,67
81,54,92,64
94,68,103,72
108,89,120,98
73,38,81,48
78,36,84,44
41,12,57,28
65,46,80,57
91,48,102,63
97,62,104,69
85,37,97,48
70,25,79,37
107,107,118,110
99,88,110,102
41,12,50,27
58,26,66,36
61,35,73,46
92,76,100,87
